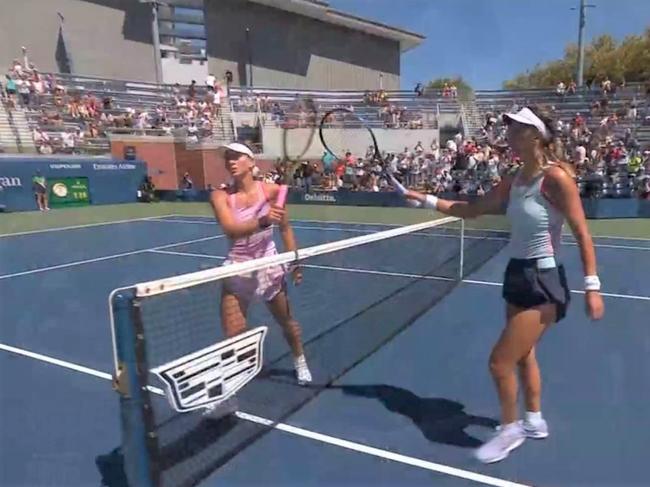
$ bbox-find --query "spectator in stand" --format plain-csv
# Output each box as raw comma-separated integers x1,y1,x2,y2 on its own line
188,80,197,100
181,172,194,190
61,129,75,153
567,80,577,95
206,73,216,90
16,76,30,108
271,103,284,125
601,77,612,96
5,75,17,108
321,150,336,188
187,122,199,142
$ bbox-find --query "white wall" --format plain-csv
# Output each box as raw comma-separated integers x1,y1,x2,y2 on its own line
261,127,439,159
161,57,209,85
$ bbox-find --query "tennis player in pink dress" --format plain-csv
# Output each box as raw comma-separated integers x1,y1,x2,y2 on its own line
210,143,311,385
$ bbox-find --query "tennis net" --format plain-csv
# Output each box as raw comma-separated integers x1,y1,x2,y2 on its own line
109,216,507,487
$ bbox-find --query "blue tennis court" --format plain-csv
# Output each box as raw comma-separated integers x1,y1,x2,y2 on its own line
1,213,649,487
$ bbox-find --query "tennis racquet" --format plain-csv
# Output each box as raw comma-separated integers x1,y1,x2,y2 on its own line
318,107,398,185
281,95,318,180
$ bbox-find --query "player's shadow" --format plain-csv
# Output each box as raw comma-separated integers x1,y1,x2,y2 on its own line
257,370,496,449
95,448,128,487
333,384,497,448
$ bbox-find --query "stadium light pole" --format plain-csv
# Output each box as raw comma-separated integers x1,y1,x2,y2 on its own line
141,0,165,85
571,0,596,87
245,27,253,88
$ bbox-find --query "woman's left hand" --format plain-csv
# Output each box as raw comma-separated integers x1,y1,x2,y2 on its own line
585,291,604,321
292,266,303,286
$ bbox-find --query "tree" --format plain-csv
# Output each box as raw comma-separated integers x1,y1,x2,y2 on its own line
426,76,473,99
503,26,650,88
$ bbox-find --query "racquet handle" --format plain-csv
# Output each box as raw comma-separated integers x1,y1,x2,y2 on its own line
276,184,288,208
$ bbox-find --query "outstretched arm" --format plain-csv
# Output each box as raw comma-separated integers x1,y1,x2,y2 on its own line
389,173,512,219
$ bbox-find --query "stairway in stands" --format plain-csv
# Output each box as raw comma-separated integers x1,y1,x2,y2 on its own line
214,95,235,143
0,103,35,153
635,124,650,147
460,99,485,140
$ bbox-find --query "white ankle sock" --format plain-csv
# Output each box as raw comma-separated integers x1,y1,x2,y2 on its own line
525,411,542,423
501,421,520,431
294,355,307,366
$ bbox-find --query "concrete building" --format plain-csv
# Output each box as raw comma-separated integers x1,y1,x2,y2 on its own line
0,0,424,89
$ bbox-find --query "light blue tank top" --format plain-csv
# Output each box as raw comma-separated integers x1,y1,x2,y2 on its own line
506,168,564,260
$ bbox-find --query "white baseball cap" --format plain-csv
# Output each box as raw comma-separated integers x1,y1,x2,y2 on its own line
218,142,254,159
503,107,549,140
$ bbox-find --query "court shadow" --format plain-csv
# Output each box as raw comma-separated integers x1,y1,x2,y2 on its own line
95,414,240,487
334,384,497,448
95,448,128,487
258,367,296,381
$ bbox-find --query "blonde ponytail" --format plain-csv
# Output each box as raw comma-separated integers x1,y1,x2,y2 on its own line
528,105,576,179
542,136,576,178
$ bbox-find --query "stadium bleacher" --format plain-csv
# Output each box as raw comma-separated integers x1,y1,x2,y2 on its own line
1,54,648,199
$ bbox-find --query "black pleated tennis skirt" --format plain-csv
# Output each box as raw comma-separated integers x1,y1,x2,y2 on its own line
502,258,571,322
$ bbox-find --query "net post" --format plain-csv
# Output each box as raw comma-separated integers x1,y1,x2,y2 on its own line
111,289,156,487
459,218,465,281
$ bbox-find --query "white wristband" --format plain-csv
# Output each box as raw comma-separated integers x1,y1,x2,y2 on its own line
423,195,439,210
584,275,601,291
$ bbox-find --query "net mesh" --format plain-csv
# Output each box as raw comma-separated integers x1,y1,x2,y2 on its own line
113,218,508,487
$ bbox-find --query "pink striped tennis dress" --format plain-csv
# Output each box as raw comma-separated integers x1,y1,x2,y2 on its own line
222,182,286,302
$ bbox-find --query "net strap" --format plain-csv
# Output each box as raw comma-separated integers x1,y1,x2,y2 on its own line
134,216,461,297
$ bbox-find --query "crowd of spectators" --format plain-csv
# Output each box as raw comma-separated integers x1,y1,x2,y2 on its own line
482,93,649,198
278,135,650,199
555,77,636,99
235,88,429,130
167,75,228,142
1,47,648,200
280,97,650,200
1,48,232,153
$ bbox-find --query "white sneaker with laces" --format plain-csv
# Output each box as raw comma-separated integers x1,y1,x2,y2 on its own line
294,355,312,385
520,418,549,439
475,422,526,464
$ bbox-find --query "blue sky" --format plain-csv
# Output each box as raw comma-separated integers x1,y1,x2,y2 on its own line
327,0,650,90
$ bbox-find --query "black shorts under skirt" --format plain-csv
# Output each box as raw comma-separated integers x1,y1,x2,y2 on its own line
502,258,571,322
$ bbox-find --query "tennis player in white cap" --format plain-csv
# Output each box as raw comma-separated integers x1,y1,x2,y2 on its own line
209,142,312,385
391,106,604,463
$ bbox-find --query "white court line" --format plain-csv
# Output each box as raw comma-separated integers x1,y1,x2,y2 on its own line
0,234,225,281
147,219,650,251
149,249,650,301
0,343,113,380
166,214,650,243
0,214,178,239
237,411,529,487
0,342,530,487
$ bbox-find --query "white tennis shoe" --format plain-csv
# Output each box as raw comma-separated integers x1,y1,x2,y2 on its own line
475,422,526,464
520,417,549,439
294,355,312,385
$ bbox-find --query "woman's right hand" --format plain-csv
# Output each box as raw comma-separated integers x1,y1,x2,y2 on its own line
585,291,605,321
260,206,285,227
